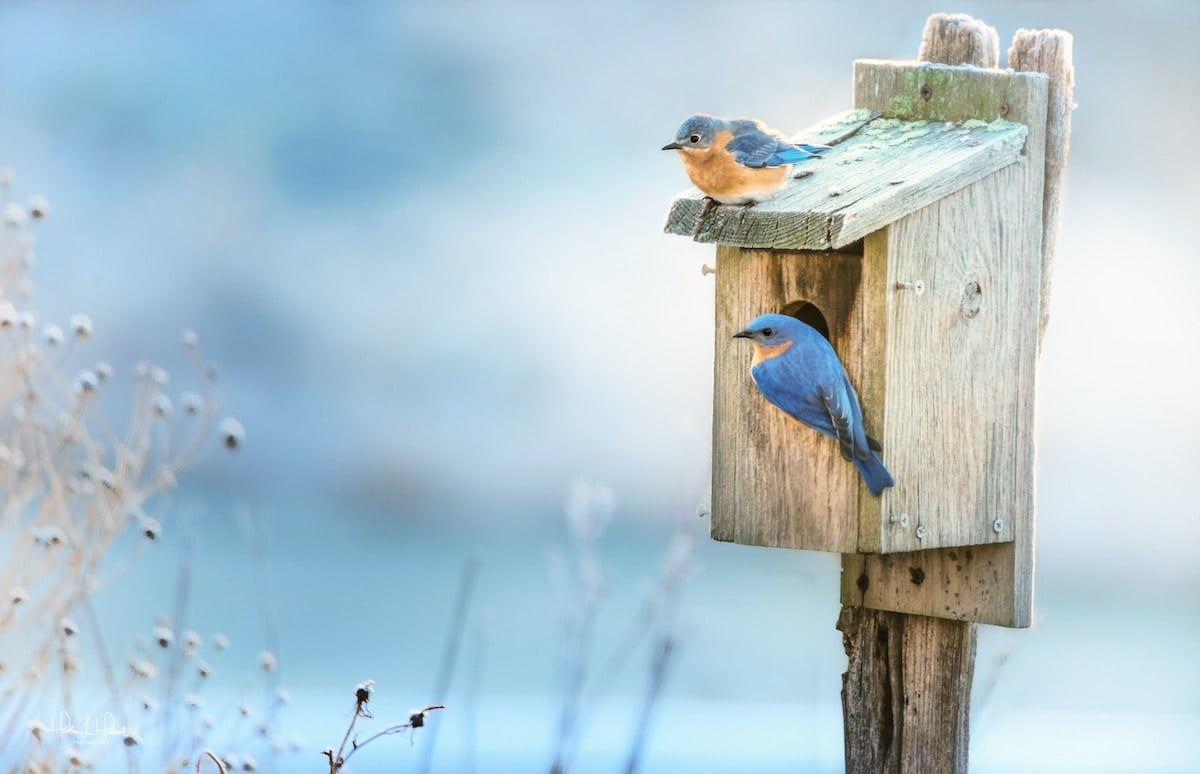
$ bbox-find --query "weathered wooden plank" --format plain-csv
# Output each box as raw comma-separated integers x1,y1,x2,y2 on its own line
839,606,976,773
853,59,1048,126
841,542,1024,627
1009,28,1074,346
860,163,1036,556
663,109,1027,251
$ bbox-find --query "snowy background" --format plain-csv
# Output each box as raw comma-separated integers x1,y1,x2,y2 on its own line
1,1,1197,771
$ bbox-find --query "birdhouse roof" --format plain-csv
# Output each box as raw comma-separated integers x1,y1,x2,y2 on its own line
662,108,1028,251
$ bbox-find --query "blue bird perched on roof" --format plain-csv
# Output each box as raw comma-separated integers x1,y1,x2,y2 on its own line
662,114,830,205
734,313,894,496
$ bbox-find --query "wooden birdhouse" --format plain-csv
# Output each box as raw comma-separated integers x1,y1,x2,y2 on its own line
665,52,1064,628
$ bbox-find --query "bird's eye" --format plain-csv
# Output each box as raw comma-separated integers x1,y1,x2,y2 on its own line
688,134,701,144
761,328,774,337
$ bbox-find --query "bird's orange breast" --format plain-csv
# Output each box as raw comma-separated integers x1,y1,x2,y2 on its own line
751,340,792,367
677,130,790,204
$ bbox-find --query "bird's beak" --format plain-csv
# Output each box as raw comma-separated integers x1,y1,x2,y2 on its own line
733,330,753,340
661,142,682,151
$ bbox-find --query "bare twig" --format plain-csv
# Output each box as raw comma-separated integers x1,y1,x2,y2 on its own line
196,750,228,774
417,555,478,773
327,683,444,772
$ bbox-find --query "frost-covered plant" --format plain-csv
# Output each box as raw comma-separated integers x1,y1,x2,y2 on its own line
0,174,248,771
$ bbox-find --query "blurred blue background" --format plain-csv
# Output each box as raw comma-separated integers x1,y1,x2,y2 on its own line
1,1,1197,771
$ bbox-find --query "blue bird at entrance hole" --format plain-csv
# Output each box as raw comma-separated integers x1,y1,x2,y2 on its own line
733,313,894,496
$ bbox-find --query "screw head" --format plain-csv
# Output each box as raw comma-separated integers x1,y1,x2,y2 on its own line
992,518,1004,533
915,525,926,540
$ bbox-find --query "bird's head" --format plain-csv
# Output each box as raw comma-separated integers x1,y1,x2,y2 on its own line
662,114,722,152
733,313,801,347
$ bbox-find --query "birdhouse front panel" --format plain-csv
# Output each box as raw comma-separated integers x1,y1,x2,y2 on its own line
712,245,886,554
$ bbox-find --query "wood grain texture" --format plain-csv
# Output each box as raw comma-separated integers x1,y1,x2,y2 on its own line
1009,28,1074,346
839,25,1049,629
839,606,976,773
663,108,1027,251
841,543,1023,627
918,13,999,68
711,245,880,552
865,164,1037,556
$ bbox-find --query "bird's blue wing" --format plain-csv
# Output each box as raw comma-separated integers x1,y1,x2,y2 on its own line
752,334,872,459
726,128,830,169
817,383,856,462
751,353,840,441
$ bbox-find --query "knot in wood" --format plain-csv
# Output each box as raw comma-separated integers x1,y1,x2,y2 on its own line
960,280,983,318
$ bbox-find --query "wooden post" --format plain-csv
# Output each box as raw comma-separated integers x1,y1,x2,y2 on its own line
837,15,1071,772
1009,28,1075,345
839,607,976,773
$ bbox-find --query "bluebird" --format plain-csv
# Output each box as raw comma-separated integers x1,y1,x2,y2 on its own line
734,313,894,496
662,114,830,205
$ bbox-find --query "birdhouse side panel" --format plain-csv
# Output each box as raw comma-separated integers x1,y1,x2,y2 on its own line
712,245,876,553
873,163,1040,554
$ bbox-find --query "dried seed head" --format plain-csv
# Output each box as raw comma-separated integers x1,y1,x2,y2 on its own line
33,526,66,546
197,661,212,680
182,329,198,348
4,203,27,225
69,313,92,339
123,734,138,747
151,393,173,419
183,630,202,654
184,693,202,709
130,659,156,679
138,515,161,541
42,324,63,348
28,195,50,219
74,370,99,395
181,391,205,415
220,418,246,451
10,586,27,604
212,633,229,651
61,617,78,637
258,650,277,672
153,624,173,649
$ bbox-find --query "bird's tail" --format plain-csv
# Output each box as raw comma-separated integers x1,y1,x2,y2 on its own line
797,143,831,155
855,452,895,497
